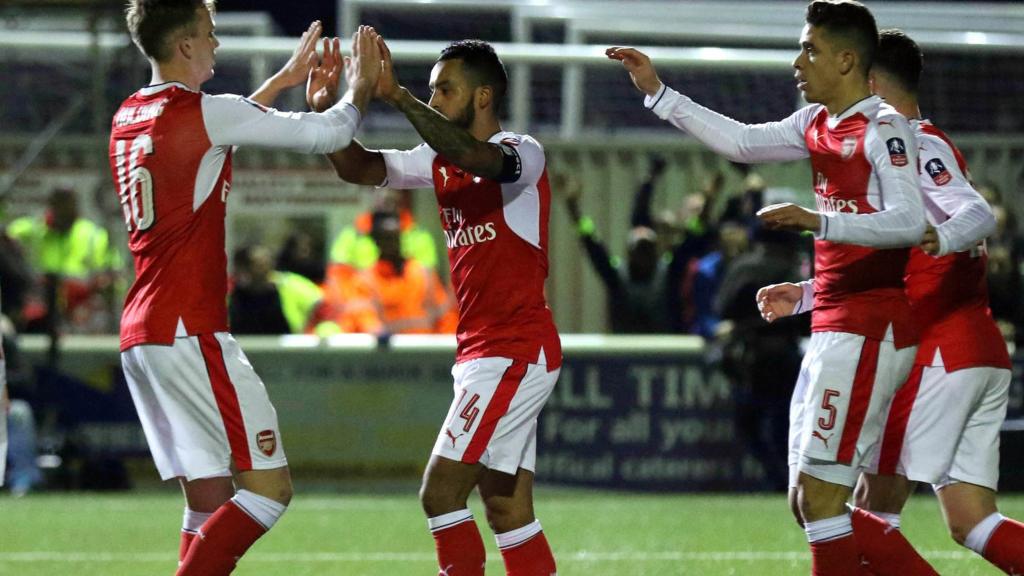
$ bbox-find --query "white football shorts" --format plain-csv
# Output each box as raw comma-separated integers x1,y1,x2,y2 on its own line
432,355,560,475
870,361,1010,490
788,330,916,488
121,332,287,481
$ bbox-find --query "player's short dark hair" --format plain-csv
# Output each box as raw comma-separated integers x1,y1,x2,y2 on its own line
125,0,216,62
874,29,924,94
805,0,878,76
438,40,508,114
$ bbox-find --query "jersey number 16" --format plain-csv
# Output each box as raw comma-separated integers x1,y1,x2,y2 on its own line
114,134,156,232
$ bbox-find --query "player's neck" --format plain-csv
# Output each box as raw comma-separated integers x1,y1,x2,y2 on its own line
824,82,872,117
885,93,922,120
469,117,503,142
149,62,201,92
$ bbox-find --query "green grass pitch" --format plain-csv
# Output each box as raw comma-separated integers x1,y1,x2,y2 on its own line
2,488,1021,575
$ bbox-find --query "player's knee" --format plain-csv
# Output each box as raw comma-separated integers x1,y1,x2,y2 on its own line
482,499,532,533
419,482,457,517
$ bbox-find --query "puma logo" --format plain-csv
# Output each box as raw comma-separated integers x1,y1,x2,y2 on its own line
445,428,464,448
812,430,834,450
440,564,454,576
439,167,451,188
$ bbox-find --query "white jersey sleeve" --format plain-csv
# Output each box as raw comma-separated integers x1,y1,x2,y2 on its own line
380,144,439,189
794,279,815,314
201,94,361,154
645,85,815,163
918,135,996,256
820,113,925,248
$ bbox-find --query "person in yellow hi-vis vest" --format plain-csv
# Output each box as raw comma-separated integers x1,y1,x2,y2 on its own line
329,188,438,271
6,188,122,333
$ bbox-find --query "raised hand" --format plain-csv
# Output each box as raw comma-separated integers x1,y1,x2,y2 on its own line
756,283,803,323
605,47,663,96
339,25,382,115
343,25,382,95
375,34,403,104
274,21,322,89
307,37,341,112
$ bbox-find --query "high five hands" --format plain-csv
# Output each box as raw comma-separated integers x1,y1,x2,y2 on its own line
306,25,383,113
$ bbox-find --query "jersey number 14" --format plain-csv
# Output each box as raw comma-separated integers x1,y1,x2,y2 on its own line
114,134,156,232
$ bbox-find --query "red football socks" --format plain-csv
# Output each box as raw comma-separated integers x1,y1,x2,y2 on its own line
496,521,556,576
850,507,938,575
811,534,862,576
179,508,212,564
429,509,486,576
806,514,860,576
982,517,1024,575
176,500,267,575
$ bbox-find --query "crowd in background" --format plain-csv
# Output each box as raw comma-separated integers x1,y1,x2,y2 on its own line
2,162,1023,493
3,167,1024,343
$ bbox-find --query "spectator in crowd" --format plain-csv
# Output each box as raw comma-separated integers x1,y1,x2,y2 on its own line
720,172,768,230
276,230,326,284
318,208,456,336
978,183,1024,346
6,187,121,334
561,171,673,333
329,188,439,271
686,219,750,339
714,226,811,490
229,244,323,335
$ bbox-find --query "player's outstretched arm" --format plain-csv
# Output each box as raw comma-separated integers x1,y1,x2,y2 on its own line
200,27,382,156
606,46,811,164
307,34,387,186
249,21,323,107
605,47,663,96
374,36,508,181
756,282,807,323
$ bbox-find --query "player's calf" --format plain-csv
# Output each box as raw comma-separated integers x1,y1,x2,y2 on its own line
177,468,292,576
421,457,488,576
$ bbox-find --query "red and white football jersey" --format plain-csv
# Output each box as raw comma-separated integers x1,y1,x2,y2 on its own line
905,119,1009,371
381,132,561,366
647,88,924,347
803,98,921,348
109,82,361,350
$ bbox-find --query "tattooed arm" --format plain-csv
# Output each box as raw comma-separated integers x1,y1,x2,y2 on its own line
376,38,507,180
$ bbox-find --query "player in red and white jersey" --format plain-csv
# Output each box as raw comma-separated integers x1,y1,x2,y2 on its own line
111,3,380,574
609,2,925,574
848,30,1024,576
309,38,559,576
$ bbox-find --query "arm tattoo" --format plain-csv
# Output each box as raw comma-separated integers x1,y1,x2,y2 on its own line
394,89,500,176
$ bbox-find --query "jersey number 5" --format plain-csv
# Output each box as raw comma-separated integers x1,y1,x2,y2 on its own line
114,135,156,232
